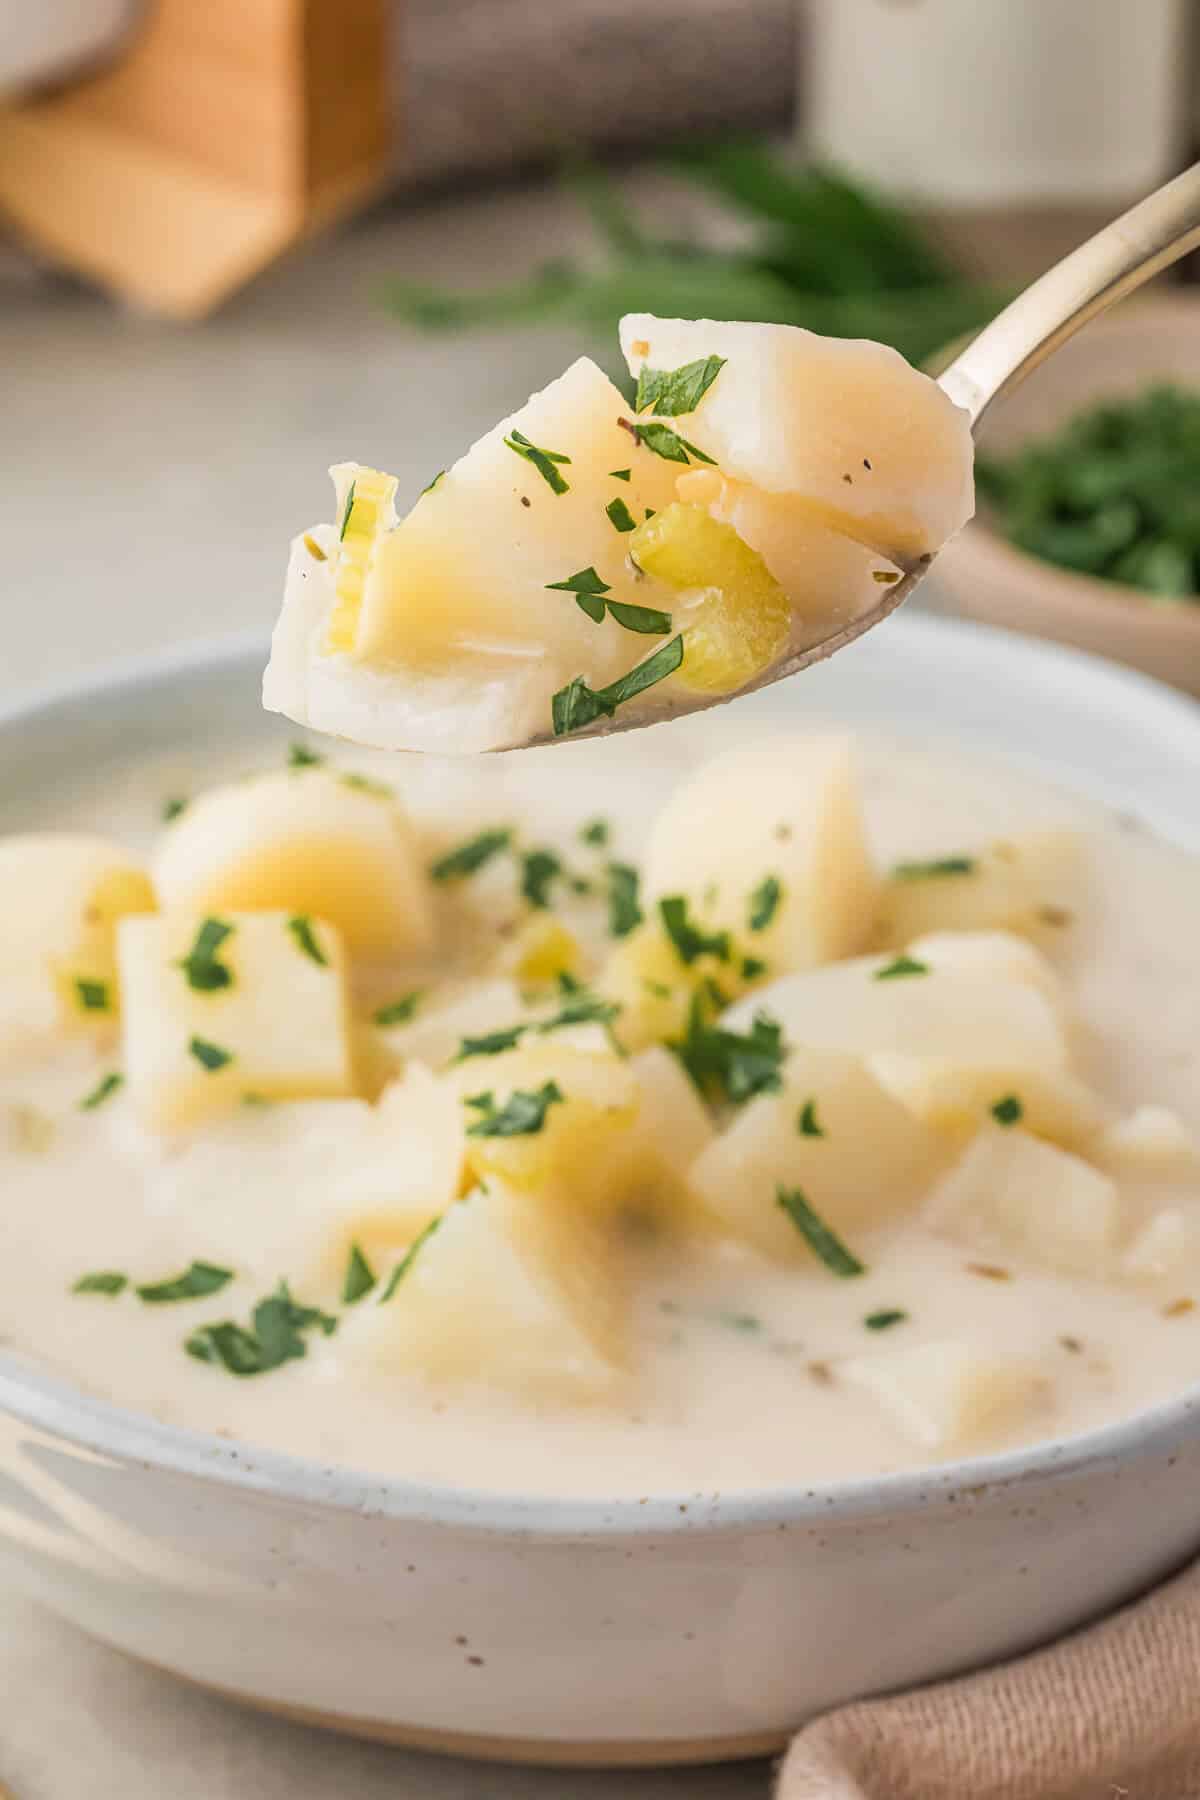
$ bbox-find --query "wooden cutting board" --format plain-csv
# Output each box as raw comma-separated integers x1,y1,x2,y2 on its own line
0,0,392,318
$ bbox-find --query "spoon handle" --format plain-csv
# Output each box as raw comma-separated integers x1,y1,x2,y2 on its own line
939,160,1200,427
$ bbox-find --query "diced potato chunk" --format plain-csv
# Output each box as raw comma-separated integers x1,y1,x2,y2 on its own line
620,313,974,561
118,911,356,1130
494,916,584,989
725,951,1089,1141
306,1065,466,1286
599,918,732,1053
675,467,901,633
925,1125,1120,1277
346,359,681,667
375,977,524,1071
344,1181,626,1401
0,833,154,1052
689,1048,948,1260
264,360,687,754
627,502,791,695
1097,1106,1197,1173
841,1340,1045,1450
905,930,1064,1006
877,833,1081,947
616,1046,717,1233
1123,1208,1200,1283
145,1076,463,1288
153,768,433,961
642,735,878,976
449,1041,638,1209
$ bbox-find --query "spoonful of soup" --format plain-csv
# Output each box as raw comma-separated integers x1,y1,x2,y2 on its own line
264,162,1200,755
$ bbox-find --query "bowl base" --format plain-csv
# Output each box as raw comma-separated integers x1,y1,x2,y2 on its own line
127,1648,787,1769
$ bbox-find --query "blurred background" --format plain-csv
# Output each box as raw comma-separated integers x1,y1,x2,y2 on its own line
3,0,1200,702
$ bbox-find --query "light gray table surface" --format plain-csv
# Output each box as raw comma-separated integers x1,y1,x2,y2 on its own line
0,173,785,1799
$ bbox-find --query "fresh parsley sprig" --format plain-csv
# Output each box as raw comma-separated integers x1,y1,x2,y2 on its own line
635,354,726,417
545,566,670,635
504,428,571,494
465,1080,564,1138
776,1186,865,1277
551,635,684,736
186,1281,337,1377
659,896,730,965
177,918,235,993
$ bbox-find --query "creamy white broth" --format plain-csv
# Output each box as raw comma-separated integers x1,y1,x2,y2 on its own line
2,719,1199,1498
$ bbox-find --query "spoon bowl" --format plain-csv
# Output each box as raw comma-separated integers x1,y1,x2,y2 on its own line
520,160,1200,748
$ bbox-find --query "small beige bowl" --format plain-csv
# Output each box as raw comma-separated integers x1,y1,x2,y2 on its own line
936,294,1200,698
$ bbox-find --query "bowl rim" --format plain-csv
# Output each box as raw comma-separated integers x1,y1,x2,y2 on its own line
952,505,1200,629
4,616,1200,1540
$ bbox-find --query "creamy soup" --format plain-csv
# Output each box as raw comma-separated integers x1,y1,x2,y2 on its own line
1,714,1198,1498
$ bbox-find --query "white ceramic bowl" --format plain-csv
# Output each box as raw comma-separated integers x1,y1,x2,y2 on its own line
2,615,1200,1768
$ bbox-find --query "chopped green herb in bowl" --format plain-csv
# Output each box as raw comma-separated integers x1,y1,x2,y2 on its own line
977,385,1200,603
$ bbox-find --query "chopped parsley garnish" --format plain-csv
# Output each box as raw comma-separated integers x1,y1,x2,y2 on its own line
288,742,324,769
74,978,111,1013
162,795,188,822
503,427,571,494
741,956,767,980
465,1080,564,1138
342,1243,377,1305
874,955,929,981
747,875,782,932
607,862,642,938
136,1261,233,1304
551,634,684,736
520,848,562,910
339,479,357,539
607,600,672,634
672,996,786,1105
538,986,621,1034
378,1215,443,1302
776,1186,865,1277
373,991,422,1027
719,1310,762,1334
80,1071,123,1111
892,856,976,881
581,817,610,847
430,827,512,881
287,915,327,967
546,566,670,634
185,1281,337,1377
339,771,394,798
991,1093,1024,1127
177,917,235,993
73,1270,127,1296
628,420,716,465
189,1036,233,1072
659,896,730,965
608,468,632,481
797,1099,825,1138
547,564,611,623
606,497,637,533
421,469,445,495
865,1308,908,1331
455,1025,528,1061
635,353,726,417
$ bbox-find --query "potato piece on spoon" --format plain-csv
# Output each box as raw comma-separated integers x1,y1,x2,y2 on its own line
264,315,972,754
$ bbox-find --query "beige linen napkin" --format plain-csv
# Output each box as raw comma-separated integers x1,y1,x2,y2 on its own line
779,1555,1200,1800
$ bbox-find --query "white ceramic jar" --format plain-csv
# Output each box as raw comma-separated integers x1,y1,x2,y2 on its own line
804,0,1189,207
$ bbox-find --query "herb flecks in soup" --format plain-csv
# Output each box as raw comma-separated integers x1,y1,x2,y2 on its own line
1,727,1198,1496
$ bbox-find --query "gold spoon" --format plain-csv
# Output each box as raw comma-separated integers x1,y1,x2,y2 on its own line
525,159,1200,746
